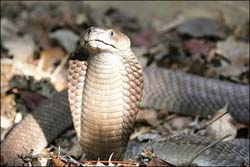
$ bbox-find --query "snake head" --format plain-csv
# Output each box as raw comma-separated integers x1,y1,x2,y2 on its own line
80,27,131,55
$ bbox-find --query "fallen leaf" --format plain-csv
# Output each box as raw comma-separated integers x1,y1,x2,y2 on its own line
148,157,173,167
31,157,49,166
217,38,249,61
130,28,159,47
168,116,192,131
49,29,79,53
39,47,66,71
2,34,35,63
233,21,249,42
140,149,175,167
216,37,249,63
51,156,67,167
187,58,209,76
183,38,210,57
216,37,249,76
1,18,19,41
130,127,151,140
1,18,35,62
136,109,160,127
152,13,186,33
0,94,16,129
177,18,227,39
1,58,14,93
104,7,141,31
205,106,237,140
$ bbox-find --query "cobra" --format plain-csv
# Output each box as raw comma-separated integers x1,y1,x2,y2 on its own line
68,27,143,160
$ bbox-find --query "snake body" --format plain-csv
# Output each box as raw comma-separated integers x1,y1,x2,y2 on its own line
125,134,249,166
1,91,71,165
1,27,249,166
68,27,143,160
142,65,249,124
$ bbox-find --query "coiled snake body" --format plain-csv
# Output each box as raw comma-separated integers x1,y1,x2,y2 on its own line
1,27,249,166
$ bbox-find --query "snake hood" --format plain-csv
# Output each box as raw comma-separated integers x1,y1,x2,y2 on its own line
80,27,132,55
68,26,144,160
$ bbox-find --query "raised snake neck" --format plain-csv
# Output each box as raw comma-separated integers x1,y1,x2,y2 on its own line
1,27,249,166
68,27,143,160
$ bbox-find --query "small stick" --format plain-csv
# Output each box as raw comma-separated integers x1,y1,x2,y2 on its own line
58,146,61,156
158,14,186,33
108,153,115,166
50,54,69,79
36,56,45,73
186,134,232,166
205,105,228,127
194,105,228,132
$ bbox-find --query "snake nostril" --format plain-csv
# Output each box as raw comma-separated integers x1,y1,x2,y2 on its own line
88,28,91,34
87,28,92,34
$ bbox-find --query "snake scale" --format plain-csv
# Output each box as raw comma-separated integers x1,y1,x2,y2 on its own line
1,27,249,166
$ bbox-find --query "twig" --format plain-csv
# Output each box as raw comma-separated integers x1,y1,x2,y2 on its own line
18,153,53,160
50,54,69,79
36,56,45,73
205,105,228,127
194,105,228,133
186,134,232,166
58,146,61,156
108,152,114,166
158,14,186,34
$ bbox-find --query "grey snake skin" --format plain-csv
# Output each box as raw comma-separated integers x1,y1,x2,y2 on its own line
1,27,249,166
142,66,249,124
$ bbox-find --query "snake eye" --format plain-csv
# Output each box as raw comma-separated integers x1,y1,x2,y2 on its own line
110,31,114,36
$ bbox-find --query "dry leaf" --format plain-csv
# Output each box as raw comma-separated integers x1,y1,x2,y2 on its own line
104,7,141,31
205,106,237,140
1,18,35,62
130,127,151,140
0,94,16,129
215,37,249,76
183,39,210,56
1,18,19,41
168,116,192,131
39,47,66,71
51,156,67,167
136,109,160,127
130,28,159,47
49,29,79,53
2,34,35,63
177,18,227,39
1,58,14,93
148,157,173,167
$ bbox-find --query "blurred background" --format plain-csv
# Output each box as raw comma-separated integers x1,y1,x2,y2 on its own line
86,1,249,26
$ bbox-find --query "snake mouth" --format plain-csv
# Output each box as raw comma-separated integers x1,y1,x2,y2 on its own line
86,39,119,50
